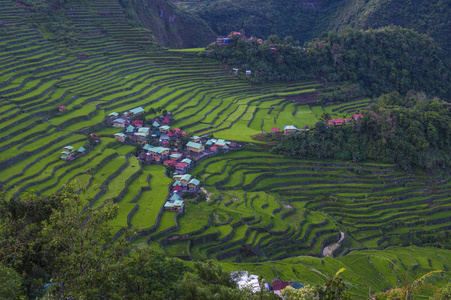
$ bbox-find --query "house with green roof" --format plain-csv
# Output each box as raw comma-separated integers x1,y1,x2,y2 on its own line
181,158,192,165
152,121,160,127
188,179,200,191
190,136,201,142
170,153,182,160
114,132,126,142
108,112,119,117
283,125,298,134
129,107,145,116
126,125,135,133
159,125,170,133
77,147,86,153
170,193,180,201
180,174,192,185
148,146,170,156
138,127,150,134
186,141,204,153
164,200,184,211
113,118,127,128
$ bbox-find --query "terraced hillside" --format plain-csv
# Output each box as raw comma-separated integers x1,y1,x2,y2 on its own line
1,1,450,297
0,0,368,232
145,151,450,262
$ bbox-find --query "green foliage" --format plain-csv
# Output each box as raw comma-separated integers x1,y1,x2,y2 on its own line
0,184,188,299
0,263,23,300
272,92,451,170
202,26,450,99
314,268,350,300
195,0,450,52
196,0,344,44
436,284,451,300
281,285,316,300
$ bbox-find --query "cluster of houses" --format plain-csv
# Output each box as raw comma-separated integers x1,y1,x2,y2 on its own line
270,124,309,134
231,272,305,297
269,114,364,135
110,106,239,165
164,173,201,212
107,106,242,213
60,145,86,161
327,113,363,126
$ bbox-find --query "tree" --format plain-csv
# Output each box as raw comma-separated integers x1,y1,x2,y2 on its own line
0,184,188,299
177,261,247,300
0,263,23,299
281,285,316,299
315,268,350,300
435,284,451,300
377,270,444,300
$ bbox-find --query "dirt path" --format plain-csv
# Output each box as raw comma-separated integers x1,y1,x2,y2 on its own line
323,231,345,258
201,187,211,202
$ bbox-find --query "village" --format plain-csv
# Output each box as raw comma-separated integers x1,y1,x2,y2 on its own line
107,106,242,212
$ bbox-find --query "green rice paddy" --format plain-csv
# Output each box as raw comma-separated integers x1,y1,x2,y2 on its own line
0,0,449,296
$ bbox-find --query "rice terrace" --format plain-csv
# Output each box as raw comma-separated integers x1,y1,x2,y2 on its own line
0,0,450,298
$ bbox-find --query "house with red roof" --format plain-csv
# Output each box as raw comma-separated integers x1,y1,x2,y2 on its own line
272,279,290,296
328,119,344,126
163,160,177,167
175,162,188,173
131,120,143,127
58,105,66,112
162,117,170,124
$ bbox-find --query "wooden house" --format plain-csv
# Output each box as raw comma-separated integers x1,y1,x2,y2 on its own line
186,141,204,153
164,160,177,167
170,152,183,161
328,119,344,126
175,162,188,173
113,118,127,128
129,107,144,116
180,174,192,185
283,125,298,134
190,136,201,143
159,125,170,133
114,132,126,142
187,179,200,191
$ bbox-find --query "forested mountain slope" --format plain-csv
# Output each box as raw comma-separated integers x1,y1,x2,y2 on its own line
185,0,450,51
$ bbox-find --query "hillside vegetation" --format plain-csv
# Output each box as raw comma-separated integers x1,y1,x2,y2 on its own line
187,0,451,51
272,92,451,170
0,0,450,298
202,26,450,99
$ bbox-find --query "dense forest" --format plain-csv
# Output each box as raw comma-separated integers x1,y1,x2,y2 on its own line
201,26,450,99
193,0,451,51
271,92,451,171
